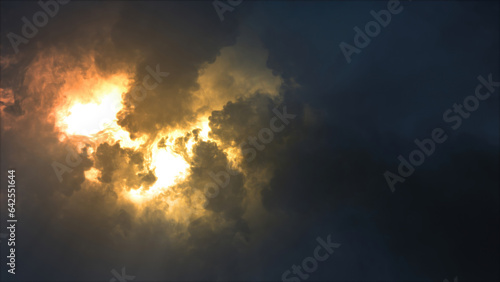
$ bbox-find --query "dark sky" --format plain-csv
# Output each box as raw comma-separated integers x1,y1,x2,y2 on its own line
0,1,499,281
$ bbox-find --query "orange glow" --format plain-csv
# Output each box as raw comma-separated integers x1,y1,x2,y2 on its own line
53,68,217,206
84,167,100,182
60,91,121,136
125,117,213,203
150,146,190,191
42,48,245,220
19,36,284,225
56,73,130,138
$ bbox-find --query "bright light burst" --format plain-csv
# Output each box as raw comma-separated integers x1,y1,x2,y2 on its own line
57,74,128,137
55,71,215,206
150,146,190,190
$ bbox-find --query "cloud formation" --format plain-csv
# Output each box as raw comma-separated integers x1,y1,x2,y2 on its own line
0,1,498,281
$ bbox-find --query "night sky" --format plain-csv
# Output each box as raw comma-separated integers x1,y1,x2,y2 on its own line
0,1,499,281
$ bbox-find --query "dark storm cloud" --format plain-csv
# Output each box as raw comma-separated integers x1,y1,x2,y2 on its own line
240,1,499,281
210,94,277,144
189,139,246,216
111,1,241,136
94,142,156,190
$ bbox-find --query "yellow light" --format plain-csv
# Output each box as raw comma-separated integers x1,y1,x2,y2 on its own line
128,187,145,203
60,87,123,136
53,70,220,210
150,146,190,191
199,118,211,140
84,167,100,182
